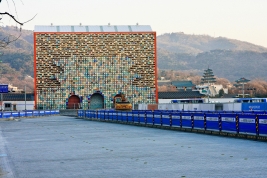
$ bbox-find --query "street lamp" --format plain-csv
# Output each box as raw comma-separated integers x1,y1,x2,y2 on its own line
235,77,250,98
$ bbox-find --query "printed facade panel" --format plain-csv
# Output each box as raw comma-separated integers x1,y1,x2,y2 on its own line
34,32,157,109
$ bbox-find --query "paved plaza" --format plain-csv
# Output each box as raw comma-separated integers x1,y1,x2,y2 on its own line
0,116,267,178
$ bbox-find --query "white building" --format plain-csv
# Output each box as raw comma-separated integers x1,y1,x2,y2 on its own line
0,93,34,111
195,84,228,97
8,84,23,93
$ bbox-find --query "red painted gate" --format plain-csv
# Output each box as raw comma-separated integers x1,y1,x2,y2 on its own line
68,95,80,109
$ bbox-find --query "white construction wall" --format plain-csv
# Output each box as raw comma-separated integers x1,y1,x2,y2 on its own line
0,101,34,111
204,98,236,103
223,103,241,111
139,103,242,111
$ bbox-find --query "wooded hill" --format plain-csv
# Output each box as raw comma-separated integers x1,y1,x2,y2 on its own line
0,26,267,92
158,32,267,81
0,26,34,91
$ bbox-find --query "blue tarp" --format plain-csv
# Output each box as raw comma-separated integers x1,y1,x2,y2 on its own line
258,115,267,135
146,111,154,125
3,112,11,118
33,111,40,116
239,114,256,134
171,113,180,127
127,111,133,122
153,111,161,125
193,113,205,129
221,114,237,132
12,112,19,117
139,111,146,124
132,111,139,123
161,112,170,126
181,113,192,128
39,111,45,116
44,111,50,115
78,110,266,136
20,112,26,117
206,113,219,131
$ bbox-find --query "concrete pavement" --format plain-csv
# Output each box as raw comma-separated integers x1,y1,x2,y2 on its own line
0,116,267,178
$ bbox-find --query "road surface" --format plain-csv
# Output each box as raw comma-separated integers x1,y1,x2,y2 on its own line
0,116,267,178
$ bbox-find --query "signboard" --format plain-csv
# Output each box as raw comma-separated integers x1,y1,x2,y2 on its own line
242,103,267,111
0,85,8,93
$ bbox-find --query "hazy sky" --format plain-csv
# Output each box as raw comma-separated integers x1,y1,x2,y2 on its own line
1,0,267,47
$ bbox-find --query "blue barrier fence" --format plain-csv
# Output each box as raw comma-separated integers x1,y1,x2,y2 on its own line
78,110,267,136
0,110,60,119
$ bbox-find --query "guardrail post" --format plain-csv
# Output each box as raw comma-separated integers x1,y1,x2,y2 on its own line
145,112,147,125
152,111,155,125
138,111,140,124
160,111,163,126
169,113,172,127
255,115,259,136
179,112,182,128
116,111,118,121
191,114,194,129
218,114,222,132
204,113,207,131
126,111,128,122
131,110,134,123
235,114,239,134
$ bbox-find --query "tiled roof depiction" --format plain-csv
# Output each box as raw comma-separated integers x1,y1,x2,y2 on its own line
158,91,204,99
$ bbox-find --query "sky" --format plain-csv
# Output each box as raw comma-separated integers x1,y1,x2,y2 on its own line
1,0,267,47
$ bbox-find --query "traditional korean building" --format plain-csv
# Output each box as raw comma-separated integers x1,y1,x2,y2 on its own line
34,25,157,109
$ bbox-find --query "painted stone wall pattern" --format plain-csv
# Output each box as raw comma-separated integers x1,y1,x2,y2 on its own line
34,28,157,109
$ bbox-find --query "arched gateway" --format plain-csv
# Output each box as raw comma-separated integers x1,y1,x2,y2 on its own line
68,95,80,109
90,93,104,109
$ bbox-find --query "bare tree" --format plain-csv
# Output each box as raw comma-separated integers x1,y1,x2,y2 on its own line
215,77,231,88
0,0,36,48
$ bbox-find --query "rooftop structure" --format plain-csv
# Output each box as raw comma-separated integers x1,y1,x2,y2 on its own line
34,25,152,32
171,81,195,89
158,91,204,99
201,68,216,84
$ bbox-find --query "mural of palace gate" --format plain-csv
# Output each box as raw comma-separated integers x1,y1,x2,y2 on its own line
90,93,104,109
68,95,80,109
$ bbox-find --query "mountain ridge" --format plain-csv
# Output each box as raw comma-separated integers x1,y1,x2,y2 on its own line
0,26,266,87
158,32,267,54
